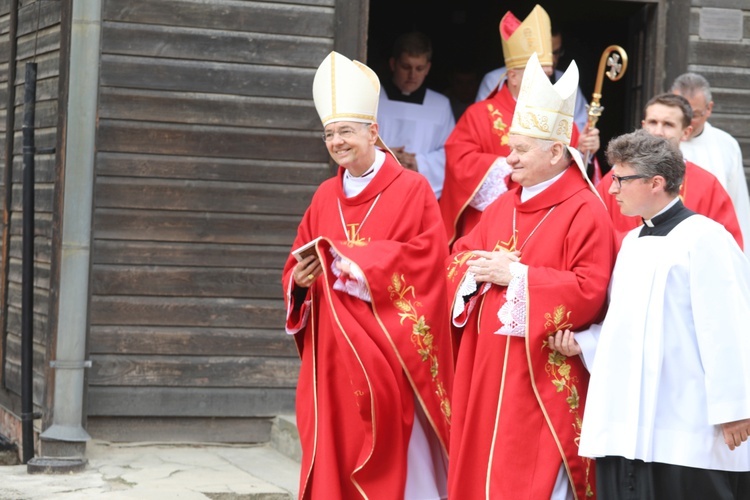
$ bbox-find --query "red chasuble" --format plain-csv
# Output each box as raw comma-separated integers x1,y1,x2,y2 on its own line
282,153,453,500
446,166,615,500
598,160,743,249
440,83,581,245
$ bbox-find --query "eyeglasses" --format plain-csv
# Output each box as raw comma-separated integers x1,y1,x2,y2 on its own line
611,173,649,188
552,48,565,57
322,124,370,143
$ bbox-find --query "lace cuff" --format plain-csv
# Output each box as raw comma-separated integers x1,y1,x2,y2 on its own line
469,157,512,211
452,273,492,326
331,253,372,303
452,272,478,322
495,262,529,336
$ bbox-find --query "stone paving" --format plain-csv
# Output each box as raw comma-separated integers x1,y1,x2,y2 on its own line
0,439,300,500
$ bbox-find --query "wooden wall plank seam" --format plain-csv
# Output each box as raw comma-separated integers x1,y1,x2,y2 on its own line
102,0,334,37
96,151,330,186
101,21,333,68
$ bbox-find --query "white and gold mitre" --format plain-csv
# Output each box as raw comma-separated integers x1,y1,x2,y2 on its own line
510,51,578,145
312,51,380,127
511,52,599,195
500,4,552,70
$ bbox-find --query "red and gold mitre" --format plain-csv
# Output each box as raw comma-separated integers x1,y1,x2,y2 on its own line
500,4,553,70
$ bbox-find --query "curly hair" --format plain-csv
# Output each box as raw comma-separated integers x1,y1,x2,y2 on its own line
606,129,684,195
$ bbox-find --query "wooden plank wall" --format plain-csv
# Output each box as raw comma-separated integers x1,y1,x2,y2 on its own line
688,1,750,173
0,0,10,413
0,0,61,418
87,0,334,442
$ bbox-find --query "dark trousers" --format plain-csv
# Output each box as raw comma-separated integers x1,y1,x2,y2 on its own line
596,456,750,500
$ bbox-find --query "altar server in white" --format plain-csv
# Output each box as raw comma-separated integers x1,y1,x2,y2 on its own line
549,129,750,499
377,32,455,199
671,72,750,258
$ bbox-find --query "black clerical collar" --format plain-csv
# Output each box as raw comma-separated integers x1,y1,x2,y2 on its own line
383,79,427,104
638,199,695,237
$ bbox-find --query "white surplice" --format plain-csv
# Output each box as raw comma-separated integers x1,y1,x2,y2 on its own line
680,122,750,258
579,214,750,472
377,89,455,198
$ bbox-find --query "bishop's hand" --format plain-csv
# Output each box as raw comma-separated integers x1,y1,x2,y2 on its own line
294,255,321,288
467,249,521,286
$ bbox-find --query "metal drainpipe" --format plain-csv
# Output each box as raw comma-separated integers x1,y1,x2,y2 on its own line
28,0,101,472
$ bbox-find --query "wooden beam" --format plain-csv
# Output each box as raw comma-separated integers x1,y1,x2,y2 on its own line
86,416,274,443
87,386,296,417
663,0,690,89
333,0,368,61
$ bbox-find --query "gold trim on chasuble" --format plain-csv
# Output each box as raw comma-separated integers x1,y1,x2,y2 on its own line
541,305,594,498
318,259,375,500
387,273,452,424
299,289,319,500
486,335,512,499
447,102,512,243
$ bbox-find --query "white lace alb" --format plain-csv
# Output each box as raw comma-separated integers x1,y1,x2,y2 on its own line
469,157,512,211
330,248,371,302
496,262,528,336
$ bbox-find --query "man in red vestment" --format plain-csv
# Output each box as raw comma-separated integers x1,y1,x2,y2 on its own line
446,52,615,499
282,51,453,500
440,5,600,245
597,93,743,249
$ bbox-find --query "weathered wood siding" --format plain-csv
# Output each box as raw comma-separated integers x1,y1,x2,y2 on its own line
0,5,9,407
688,1,750,172
0,0,61,417
87,0,335,441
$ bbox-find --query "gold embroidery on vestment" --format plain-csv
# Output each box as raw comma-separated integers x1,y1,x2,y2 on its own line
344,223,370,247
388,273,451,422
544,305,573,332
494,236,517,253
542,304,593,496
446,251,475,281
487,104,510,146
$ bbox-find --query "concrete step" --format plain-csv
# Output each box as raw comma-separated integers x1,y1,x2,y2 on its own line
0,434,20,466
270,414,301,463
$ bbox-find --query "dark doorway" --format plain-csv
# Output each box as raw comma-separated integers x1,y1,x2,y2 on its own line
368,0,657,173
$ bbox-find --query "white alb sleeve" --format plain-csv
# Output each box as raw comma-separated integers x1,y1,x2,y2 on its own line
469,157,512,211
495,261,528,336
